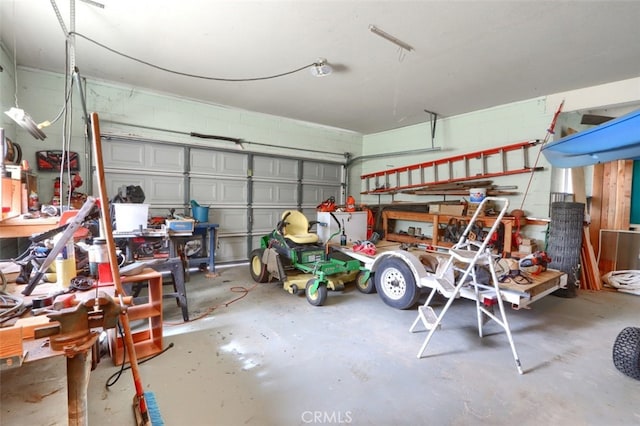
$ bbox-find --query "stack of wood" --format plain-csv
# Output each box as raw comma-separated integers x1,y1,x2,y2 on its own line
580,226,602,291
402,180,517,197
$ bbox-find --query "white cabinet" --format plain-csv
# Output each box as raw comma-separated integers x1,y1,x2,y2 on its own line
316,211,367,245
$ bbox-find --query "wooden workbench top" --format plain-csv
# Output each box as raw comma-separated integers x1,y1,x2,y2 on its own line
0,216,60,238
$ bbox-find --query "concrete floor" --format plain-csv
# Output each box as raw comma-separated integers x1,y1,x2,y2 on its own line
3,264,640,425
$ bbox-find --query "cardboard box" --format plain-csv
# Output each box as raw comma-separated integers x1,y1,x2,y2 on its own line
519,243,538,254
438,204,466,216
1,177,21,220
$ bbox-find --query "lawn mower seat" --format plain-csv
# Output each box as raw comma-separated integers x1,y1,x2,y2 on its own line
280,210,319,245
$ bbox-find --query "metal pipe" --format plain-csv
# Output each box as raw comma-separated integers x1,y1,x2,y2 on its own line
101,119,347,161
347,146,442,166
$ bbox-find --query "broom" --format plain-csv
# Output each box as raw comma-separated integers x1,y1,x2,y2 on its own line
90,112,164,425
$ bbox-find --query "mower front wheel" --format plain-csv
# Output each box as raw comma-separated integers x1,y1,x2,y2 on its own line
355,271,376,294
305,279,328,306
249,249,270,283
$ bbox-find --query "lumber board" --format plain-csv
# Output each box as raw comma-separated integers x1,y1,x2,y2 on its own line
0,326,23,359
408,189,518,196
607,162,618,229
581,226,602,291
620,160,633,230
571,167,587,205
590,163,604,255
614,160,627,229
579,248,588,290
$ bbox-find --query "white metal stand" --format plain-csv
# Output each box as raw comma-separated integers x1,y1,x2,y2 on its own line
409,197,523,374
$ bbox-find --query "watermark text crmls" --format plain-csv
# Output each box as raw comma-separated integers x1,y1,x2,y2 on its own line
301,410,353,424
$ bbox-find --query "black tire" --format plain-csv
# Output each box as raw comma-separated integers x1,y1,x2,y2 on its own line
305,279,328,306
355,270,376,294
249,249,269,283
374,256,420,309
613,326,640,380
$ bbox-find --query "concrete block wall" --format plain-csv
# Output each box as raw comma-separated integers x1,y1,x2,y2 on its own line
361,98,554,217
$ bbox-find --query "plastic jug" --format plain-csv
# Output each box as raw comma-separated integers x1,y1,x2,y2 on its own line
53,234,75,289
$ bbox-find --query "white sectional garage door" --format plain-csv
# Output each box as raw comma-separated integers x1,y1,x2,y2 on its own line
101,136,343,263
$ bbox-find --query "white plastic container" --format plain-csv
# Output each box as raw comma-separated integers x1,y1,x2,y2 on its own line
469,188,487,203
113,203,149,232
53,234,75,289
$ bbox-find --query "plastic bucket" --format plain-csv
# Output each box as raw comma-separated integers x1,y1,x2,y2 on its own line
469,188,486,203
192,205,210,223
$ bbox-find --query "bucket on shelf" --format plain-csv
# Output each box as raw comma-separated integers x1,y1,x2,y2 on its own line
469,188,487,203
190,200,210,223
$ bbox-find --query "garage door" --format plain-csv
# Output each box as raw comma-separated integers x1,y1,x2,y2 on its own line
101,136,343,263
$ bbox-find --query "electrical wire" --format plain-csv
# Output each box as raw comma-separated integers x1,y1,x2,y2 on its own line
42,74,75,128
105,321,175,389
519,100,565,210
105,280,256,388
58,38,77,211
0,292,24,323
163,282,258,326
68,31,318,82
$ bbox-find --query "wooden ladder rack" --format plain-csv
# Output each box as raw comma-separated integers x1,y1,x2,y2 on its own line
361,140,543,195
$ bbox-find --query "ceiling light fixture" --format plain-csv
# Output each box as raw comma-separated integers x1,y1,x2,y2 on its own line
310,58,333,77
4,107,47,140
369,25,414,52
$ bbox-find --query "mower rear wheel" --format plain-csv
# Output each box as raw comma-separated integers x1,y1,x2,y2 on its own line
613,326,640,380
305,279,328,306
249,249,270,283
355,271,375,294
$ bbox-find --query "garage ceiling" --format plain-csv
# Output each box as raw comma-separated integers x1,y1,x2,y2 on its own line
1,0,640,135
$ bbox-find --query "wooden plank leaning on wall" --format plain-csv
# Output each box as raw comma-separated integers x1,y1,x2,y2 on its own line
590,160,633,254
589,159,633,284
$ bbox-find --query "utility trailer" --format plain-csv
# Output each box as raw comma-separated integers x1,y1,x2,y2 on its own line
339,242,567,310
342,198,567,311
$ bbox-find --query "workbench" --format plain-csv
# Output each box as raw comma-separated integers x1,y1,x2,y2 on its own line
382,210,516,255
0,281,105,425
0,215,59,238
0,268,166,425
116,222,219,273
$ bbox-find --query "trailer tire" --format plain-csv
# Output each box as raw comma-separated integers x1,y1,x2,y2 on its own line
249,249,270,283
375,256,420,309
613,326,640,380
355,271,376,294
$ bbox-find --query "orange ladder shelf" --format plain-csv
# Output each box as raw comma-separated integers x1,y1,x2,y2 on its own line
361,140,543,195
108,268,164,366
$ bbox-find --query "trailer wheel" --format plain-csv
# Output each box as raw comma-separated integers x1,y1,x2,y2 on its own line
374,256,420,309
355,271,376,294
306,279,328,306
613,326,640,380
249,249,270,283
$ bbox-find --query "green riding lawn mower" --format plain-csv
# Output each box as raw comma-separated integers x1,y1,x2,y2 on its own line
249,210,372,306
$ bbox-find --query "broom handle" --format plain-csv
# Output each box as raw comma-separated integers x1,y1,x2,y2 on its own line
90,113,149,422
